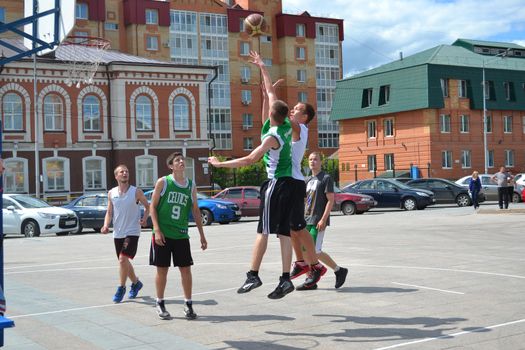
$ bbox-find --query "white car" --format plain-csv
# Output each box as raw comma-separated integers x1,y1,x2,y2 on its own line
456,174,521,202
514,173,525,186
3,194,78,237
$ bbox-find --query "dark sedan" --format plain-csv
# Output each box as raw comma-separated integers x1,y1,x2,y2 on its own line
342,179,435,210
407,178,485,207
63,193,108,234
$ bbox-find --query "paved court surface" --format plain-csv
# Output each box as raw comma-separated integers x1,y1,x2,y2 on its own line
3,202,525,349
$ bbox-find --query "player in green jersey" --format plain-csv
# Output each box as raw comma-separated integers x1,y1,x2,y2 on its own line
150,152,208,320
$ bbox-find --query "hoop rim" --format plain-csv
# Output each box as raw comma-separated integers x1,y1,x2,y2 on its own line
61,36,111,47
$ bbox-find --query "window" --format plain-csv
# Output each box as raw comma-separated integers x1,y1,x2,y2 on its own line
460,115,469,133
503,115,513,133
145,9,158,24
173,96,190,131
487,150,494,168
297,69,306,83
2,93,23,131
74,31,89,41
361,88,373,108
136,95,153,131
296,47,306,60
440,78,449,97
384,153,394,171
83,95,101,131
245,188,259,199
505,150,514,167
243,137,253,150
296,23,305,37
225,188,242,199
522,116,525,134
146,36,158,50
379,85,390,105
461,150,471,168
135,156,157,188
442,150,452,169
44,94,64,131
298,92,308,103
503,81,515,101
262,58,272,66
260,35,271,43
484,80,494,100
458,80,467,98
240,42,250,56
241,90,251,104
183,157,194,180
239,18,245,32
367,155,376,172
43,157,69,191
440,114,450,133
75,3,88,19
0,7,5,22
3,159,27,193
83,157,105,190
240,66,251,83
485,115,492,133
242,113,253,128
367,120,376,139
384,119,394,137
104,22,118,30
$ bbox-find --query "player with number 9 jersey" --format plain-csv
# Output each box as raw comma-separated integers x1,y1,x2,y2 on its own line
154,175,193,240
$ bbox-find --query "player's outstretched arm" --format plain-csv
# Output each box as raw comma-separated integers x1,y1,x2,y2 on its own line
208,136,278,169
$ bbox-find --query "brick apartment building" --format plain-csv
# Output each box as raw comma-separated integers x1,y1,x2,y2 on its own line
332,39,525,186
0,0,343,199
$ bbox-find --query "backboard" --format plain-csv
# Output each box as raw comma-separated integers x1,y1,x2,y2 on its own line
24,0,76,55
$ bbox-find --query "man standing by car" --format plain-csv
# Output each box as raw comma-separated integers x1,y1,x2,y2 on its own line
491,166,514,209
102,164,150,303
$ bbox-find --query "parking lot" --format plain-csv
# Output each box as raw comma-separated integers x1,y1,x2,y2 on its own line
3,202,525,349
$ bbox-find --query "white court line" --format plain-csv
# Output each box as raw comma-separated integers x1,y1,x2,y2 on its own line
9,286,238,319
373,318,525,350
391,282,464,295
5,243,258,270
351,264,525,280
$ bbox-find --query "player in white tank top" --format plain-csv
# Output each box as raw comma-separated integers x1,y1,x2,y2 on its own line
102,165,150,303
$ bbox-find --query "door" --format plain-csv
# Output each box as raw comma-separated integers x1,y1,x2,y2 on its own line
428,180,455,203
481,176,498,200
75,196,100,228
243,188,261,216
95,195,109,228
2,198,21,234
222,188,245,215
355,180,383,206
377,180,403,207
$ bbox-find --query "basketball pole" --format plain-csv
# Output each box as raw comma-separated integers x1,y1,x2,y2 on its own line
32,0,41,198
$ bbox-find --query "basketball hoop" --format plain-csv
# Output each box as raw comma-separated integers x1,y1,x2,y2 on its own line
59,36,110,88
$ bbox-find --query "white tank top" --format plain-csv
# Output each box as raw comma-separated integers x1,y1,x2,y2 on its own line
292,124,308,180
109,185,141,238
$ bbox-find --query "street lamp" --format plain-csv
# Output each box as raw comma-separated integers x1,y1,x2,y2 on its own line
482,49,510,174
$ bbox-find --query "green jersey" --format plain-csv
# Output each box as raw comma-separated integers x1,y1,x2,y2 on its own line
154,175,193,239
261,118,292,179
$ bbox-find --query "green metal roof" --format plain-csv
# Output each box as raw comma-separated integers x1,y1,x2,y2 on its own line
332,41,525,121
453,38,525,51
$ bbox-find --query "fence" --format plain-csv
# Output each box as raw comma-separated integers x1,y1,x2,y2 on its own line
343,163,432,184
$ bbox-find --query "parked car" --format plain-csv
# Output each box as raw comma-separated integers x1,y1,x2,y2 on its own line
3,194,78,237
63,193,109,234
342,179,435,210
407,178,485,206
514,173,525,186
333,186,377,215
456,174,521,203
144,190,241,226
213,186,260,217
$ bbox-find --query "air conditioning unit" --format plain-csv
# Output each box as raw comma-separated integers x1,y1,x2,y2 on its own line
241,100,250,106
240,77,249,84
162,41,170,48
242,125,250,130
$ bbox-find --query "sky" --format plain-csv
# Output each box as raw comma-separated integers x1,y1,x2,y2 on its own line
282,0,525,77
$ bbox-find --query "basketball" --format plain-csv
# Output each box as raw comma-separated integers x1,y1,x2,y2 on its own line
244,13,267,37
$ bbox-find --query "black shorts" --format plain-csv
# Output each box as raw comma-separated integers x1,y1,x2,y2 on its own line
257,177,294,236
149,236,193,268
290,179,307,231
114,236,139,259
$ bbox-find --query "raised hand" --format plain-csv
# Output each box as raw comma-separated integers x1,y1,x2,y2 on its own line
249,50,264,66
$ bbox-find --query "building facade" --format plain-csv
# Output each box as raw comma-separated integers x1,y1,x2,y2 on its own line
1,0,343,198
331,39,525,186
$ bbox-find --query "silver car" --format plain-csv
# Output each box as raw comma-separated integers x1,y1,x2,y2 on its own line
455,174,521,202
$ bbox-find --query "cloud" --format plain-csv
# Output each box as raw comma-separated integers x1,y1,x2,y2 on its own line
282,0,525,77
